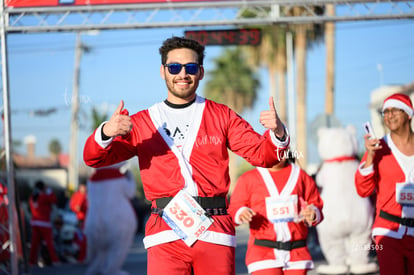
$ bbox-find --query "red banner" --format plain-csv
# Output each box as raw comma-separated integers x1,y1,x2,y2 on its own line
5,0,209,8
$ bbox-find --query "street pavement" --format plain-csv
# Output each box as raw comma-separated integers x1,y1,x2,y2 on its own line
25,225,325,275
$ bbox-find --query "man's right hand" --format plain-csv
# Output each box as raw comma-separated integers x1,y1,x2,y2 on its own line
102,100,132,138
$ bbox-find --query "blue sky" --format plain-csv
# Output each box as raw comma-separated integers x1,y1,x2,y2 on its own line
3,18,414,167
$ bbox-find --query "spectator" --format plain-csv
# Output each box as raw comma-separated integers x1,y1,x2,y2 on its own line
28,180,60,267
69,182,88,229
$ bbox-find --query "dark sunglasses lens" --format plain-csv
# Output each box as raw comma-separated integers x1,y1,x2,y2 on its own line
185,63,199,75
167,64,182,74
166,63,199,75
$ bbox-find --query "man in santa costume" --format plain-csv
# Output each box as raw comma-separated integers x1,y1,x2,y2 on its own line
355,92,414,275
83,36,289,275
228,152,323,275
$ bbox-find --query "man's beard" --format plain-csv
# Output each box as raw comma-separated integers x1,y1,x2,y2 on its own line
166,78,199,100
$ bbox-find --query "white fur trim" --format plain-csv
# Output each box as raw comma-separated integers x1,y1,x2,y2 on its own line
358,162,374,176
248,260,280,273
30,220,52,228
95,122,113,148
143,230,236,249
407,226,414,236
248,259,313,273
198,230,236,247
372,226,406,239
309,204,322,225
383,99,414,117
234,206,250,225
349,263,379,274
143,230,181,249
316,264,348,274
270,125,290,148
286,260,314,270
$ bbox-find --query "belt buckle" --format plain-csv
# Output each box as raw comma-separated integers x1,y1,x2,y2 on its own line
279,242,291,250
403,218,414,227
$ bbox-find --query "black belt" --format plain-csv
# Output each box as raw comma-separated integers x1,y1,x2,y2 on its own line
152,196,227,216
254,239,307,251
379,210,414,227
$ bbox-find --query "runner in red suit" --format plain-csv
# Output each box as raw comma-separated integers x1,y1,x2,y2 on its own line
69,182,88,229
355,93,414,275
28,180,60,266
83,36,290,275
229,154,323,274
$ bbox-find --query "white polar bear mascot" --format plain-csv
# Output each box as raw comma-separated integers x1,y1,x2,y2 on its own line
315,126,378,275
84,162,137,275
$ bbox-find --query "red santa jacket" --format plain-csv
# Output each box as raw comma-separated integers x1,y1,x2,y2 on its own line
228,164,323,272
69,190,88,222
355,135,414,238
83,96,289,248
29,189,57,227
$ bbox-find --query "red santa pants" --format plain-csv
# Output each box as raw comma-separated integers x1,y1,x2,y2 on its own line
375,234,414,275
147,240,235,275
29,225,59,265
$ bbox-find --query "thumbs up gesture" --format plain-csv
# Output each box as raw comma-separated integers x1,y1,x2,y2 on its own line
102,100,132,138
259,96,285,138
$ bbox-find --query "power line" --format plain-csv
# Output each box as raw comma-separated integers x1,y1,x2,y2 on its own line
9,37,162,54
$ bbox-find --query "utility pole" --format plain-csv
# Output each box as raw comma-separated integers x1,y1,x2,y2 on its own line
325,4,336,115
286,32,296,151
68,33,82,192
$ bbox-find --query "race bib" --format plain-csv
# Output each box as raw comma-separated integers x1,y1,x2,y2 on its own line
162,190,213,246
396,182,414,206
265,195,298,223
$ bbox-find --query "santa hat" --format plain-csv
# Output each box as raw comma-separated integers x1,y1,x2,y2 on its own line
382,93,414,118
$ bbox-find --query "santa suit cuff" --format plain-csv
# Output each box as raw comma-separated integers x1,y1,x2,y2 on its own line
358,162,374,176
94,122,113,149
309,204,322,226
270,125,290,148
234,206,251,225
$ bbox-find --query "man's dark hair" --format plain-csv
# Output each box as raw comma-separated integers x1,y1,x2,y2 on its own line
34,180,45,191
32,180,45,202
159,36,205,65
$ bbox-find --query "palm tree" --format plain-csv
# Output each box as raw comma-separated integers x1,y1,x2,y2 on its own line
240,5,325,169
286,6,325,169
204,47,260,113
203,47,260,193
240,7,288,123
90,106,108,131
48,138,62,164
